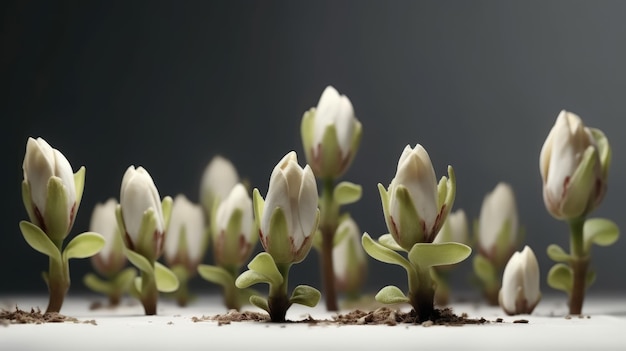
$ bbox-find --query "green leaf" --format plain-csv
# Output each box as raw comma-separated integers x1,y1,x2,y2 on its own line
395,185,423,250
247,252,283,286
332,222,350,247
375,285,409,304
266,207,292,264
123,248,154,274
133,276,142,294
378,183,393,237
311,229,322,252
63,232,105,261
583,218,619,252
408,242,471,269
378,234,404,252
73,166,86,212
590,128,611,181
197,264,235,288
235,270,272,289
249,295,270,314
289,285,321,307
252,188,265,230
83,273,113,294
333,181,362,206
155,261,180,293
320,123,341,177
547,263,573,293
547,244,571,263
300,107,316,162
19,221,61,263
21,180,36,226
114,267,137,291
44,177,70,242
161,196,173,230
473,254,496,285
361,233,413,274
562,147,598,218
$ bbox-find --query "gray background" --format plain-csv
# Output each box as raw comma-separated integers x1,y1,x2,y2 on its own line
3,1,626,299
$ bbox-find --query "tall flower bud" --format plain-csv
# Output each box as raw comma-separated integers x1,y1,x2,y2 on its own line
499,246,541,315
200,155,239,218
213,183,256,267
301,86,362,179
477,182,520,267
540,110,610,220
118,166,166,262
22,137,85,243
379,144,455,251
90,198,126,276
255,151,319,264
164,194,207,271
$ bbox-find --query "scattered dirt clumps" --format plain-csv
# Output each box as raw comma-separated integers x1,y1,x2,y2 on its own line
332,307,488,326
193,307,490,326
0,307,97,326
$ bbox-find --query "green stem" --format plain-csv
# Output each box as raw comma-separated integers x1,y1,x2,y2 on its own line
223,265,241,311
319,177,339,311
568,217,589,315
140,269,158,315
175,273,190,307
268,263,291,322
45,256,69,313
409,266,435,323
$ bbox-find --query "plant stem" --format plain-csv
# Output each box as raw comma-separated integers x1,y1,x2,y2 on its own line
568,217,589,315
45,256,69,313
268,263,291,322
175,272,189,307
140,269,158,315
409,266,436,323
223,265,241,311
319,177,339,311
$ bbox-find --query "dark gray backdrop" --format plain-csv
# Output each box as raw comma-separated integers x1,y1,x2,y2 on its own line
3,1,626,298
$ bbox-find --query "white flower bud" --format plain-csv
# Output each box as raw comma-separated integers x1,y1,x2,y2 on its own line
164,194,207,270
213,183,255,267
499,246,541,315
477,182,519,265
200,155,239,217
90,198,126,276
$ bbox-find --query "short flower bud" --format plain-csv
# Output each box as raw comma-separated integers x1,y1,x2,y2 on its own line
332,216,366,294
257,151,319,264
499,246,541,315
119,166,166,261
200,155,239,218
477,182,519,267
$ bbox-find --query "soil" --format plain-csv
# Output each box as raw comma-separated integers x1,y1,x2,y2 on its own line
0,307,97,326
192,306,493,326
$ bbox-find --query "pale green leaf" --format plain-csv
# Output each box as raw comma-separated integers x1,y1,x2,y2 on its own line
333,181,362,206
361,233,413,274
375,285,409,304
249,295,270,314
123,248,154,274
73,166,86,211
161,196,173,231
83,273,113,294
19,221,61,263
63,232,105,261
235,270,272,289
408,242,471,269
155,261,179,293
43,177,70,242
289,285,321,307
247,252,283,286
311,229,322,252
252,188,265,230
583,218,619,252
547,263,573,293
114,267,137,291
378,233,404,252
547,244,571,263
473,254,496,285
133,276,142,294
587,270,596,288
197,264,235,288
